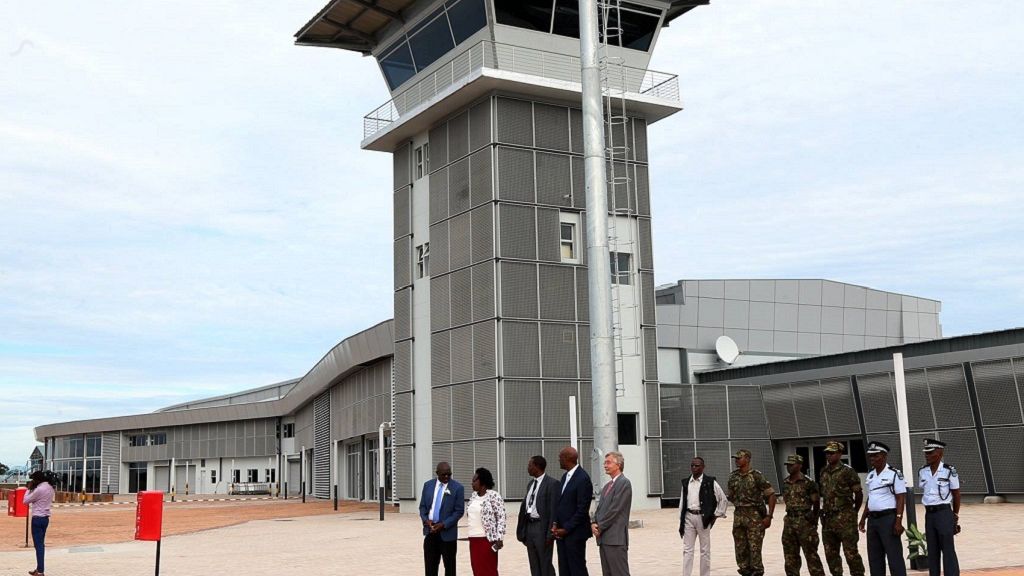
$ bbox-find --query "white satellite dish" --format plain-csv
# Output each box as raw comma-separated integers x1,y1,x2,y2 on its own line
715,335,740,365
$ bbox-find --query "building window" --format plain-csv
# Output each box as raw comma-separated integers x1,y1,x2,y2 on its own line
282,423,295,438
86,435,102,457
128,434,148,447
559,211,581,263
247,469,259,483
210,469,217,484
416,242,430,278
415,144,430,179
232,469,241,484
149,433,167,446
266,469,276,483
610,252,631,285
617,413,639,445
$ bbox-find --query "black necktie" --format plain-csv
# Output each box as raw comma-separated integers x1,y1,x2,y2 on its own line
527,479,538,508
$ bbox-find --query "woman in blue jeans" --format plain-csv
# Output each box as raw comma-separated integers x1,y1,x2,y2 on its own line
23,470,55,576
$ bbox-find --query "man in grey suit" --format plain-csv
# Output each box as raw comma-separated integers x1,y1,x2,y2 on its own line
517,455,560,576
591,451,633,576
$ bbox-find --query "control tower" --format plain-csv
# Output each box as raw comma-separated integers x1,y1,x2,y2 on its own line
296,0,705,510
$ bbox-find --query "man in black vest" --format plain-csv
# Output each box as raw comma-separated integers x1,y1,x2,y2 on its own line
679,457,729,576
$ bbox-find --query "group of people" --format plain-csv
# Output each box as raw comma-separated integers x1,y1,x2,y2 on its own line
419,446,632,576
696,439,961,576
419,438,962,576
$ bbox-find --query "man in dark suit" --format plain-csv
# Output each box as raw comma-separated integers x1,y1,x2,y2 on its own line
517,455,560,576
592,451,633,575
552,446,593,576
418,461,465,576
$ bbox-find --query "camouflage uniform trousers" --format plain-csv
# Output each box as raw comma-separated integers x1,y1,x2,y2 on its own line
821,510,865,576
732,507,767,576
782,512,826,576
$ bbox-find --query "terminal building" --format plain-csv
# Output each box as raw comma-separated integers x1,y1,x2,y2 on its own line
33,0,1024,507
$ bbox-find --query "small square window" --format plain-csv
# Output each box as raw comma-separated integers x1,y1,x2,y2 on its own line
611,252,631,285
415,144,430,180
247,469,259,483
282,423,295,438
617,413,639,445
416,242,430,278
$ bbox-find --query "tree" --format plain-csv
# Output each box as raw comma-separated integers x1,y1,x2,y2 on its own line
0,462,8,476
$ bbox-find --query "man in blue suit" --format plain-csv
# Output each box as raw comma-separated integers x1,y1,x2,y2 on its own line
419,461,465,576
552,446,593,576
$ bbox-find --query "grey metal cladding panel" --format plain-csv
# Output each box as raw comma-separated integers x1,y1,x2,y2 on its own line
745,439,780,490
607,161,633,213
571,156,586,209
694,385,729,439
449,211,472,270
540,322,579,379
775,280,799,304
395,445,415,498
431,221,449,275
496,97,534,146
936,429,986,493
577,325,591,380
470,204,494,264
761,384,798,439
430,167,449,224
497,146,535,203
449,158,471,216
790,381,828,438
453,441,475,489
865,309,886,337
607,119,628,160
819,377,860,436
695,280,720,298
662,441,696,491
578,381,593,438
698,297,724,328
393,143,410,190
576,267,589,323
500,261,539,319
569,107,584,154
542,380,577,437
694,441,732,487
394,237,411,290
449,268,473,327
858,372,898,433
1015,357,1024,410
538,264,576,321
903,368,936,431
474,439,500,490
537,207,561,263
536,152,572,207
502,321,541,378
797,280,821,305
469,98,492,151
844,308,866,336
504,440,543,498
432,331,451,387
394,186,411,240
640,272,656,326
499,203,537,260
431,274,451,331
971,359,1023,425
844,285,867,308
660,385,694,439
632,118,648,163
774,303,799,332
984,426,1024,492
634,164,651,216
448,110,470,160
727,385,768,438
749,302,773,331
433,442,453,473
429,122,448,169
647,439,664,494
820,306,843,334
637,218,654,271
393,389,413,444
473,321,497,380
749,280,775,303
926,364,974,428
724,300,749,330
472,262,496,322
394,340,413,393
394,288,412,341
450,384,474,440
474,380,498,438
533,103,570,152
470,148,494,208
646,382,662,437
450,325,474,384
504,379,542,437
797,305,821,333
644,327,658,381
432,386,453,441
313,393,331,498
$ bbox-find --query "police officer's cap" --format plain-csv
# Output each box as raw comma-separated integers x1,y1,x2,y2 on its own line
922,438,946,452
732,449,752,459
823,441,845,453
785,454,804,465
866,441,890,454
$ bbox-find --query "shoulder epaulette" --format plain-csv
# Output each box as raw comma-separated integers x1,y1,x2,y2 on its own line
948,464,958,477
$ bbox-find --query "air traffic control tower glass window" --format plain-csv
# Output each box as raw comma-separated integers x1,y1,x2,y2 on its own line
496,0,662,52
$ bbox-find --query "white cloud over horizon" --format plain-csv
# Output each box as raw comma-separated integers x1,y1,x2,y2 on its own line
1,0,1022,465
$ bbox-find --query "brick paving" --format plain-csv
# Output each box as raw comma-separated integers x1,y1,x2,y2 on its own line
0,501,1019,575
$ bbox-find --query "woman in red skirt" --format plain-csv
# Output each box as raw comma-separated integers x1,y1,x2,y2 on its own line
467,467,507,576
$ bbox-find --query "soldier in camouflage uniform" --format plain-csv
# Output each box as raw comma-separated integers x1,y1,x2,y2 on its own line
782,454,826,576
819,441,865,576
727,449,776,576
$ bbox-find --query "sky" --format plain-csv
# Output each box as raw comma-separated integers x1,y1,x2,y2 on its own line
1,1,1021,466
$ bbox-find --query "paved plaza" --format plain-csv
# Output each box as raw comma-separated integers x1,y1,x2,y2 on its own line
1,501,1021,575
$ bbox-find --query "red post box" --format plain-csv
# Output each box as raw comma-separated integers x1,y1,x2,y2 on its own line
7,487,28,518
135,491,164,541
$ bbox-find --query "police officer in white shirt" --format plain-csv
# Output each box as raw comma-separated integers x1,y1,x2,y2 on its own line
919,438,960,576
858,441,907,576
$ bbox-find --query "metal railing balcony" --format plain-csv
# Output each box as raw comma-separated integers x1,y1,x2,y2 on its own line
363,40,680,139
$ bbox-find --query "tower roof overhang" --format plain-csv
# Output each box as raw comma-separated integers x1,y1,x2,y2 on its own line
294,0,417,54
664,1,710,25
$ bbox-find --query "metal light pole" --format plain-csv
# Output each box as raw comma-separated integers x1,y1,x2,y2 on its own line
578,0,618,477
378,421,392,521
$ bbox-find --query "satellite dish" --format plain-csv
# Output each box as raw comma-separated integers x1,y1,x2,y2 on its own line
715,335,740,365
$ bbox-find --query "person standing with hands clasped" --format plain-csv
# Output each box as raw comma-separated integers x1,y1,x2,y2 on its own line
551,446,593,576
918,439,960,576
467,468,507,576
858,441,906,576
727,449,776,576
419,462,465,576
678,457,727,576
591,451,632,576
781,454,826,576
517,456,559,576
24,470,55,576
